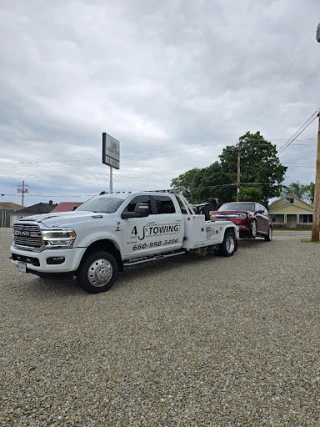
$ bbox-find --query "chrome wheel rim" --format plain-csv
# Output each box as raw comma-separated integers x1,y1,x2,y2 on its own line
88,258,113,287
226,236,235,253
251,222,257,237
269,227,272,240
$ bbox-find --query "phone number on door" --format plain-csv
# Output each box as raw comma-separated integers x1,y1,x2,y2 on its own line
132,238,179,251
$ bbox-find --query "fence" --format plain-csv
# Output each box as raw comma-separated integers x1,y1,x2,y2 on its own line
0,209,14,228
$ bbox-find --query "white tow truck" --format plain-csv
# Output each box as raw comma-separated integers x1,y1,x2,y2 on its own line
11,191,239,294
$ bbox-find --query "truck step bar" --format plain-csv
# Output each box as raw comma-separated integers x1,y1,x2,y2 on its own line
123,250,186,267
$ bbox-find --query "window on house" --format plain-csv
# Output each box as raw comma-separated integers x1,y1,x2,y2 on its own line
300,214,313,223
271,216,277,222
286,197,294,204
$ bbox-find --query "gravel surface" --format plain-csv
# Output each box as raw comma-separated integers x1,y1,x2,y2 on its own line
1,230,320,426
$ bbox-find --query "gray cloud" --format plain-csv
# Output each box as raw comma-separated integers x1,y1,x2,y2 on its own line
0,0,319,205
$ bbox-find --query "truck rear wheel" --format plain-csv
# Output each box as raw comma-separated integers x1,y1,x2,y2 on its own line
220,231,236,257
77,251,118,294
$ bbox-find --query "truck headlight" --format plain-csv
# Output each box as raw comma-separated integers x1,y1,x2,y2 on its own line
42,230,77,248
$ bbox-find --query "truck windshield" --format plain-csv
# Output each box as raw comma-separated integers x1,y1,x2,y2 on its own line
76,196,126,213
219,203,255,212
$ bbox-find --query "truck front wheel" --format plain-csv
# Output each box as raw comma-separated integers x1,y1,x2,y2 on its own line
77,251,118,294
220,231,236,257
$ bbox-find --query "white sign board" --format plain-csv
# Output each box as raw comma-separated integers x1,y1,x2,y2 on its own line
105,156,119,169
102,133,120,169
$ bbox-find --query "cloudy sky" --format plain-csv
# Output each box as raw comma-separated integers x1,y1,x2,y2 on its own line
0,0,319,206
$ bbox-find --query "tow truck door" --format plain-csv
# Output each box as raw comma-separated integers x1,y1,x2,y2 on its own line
149,194,184,252
121,194,183,258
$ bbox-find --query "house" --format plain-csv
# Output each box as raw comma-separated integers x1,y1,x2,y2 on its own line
268,194,313,229
10,201,58,227
51,202,83,213
0,202,24,227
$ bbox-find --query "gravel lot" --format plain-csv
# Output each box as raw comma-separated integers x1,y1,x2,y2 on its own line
1,230,320,426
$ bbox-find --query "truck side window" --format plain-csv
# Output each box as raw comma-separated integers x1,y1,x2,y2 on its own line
124,195,152,213
153,196,176,214
176,196,187,214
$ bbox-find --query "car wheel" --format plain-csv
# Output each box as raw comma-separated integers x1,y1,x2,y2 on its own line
219,230,236,257
265,226,272,242
250,221,257,238
77,251,118,294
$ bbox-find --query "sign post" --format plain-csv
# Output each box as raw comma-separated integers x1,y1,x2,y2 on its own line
102,133,120,194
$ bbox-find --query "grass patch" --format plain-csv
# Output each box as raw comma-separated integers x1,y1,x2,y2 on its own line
301,238,320,243
274,229,312,232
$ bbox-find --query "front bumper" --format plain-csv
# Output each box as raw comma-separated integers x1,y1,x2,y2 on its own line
237,224,250,232
213,219,250,232
10,246,87,274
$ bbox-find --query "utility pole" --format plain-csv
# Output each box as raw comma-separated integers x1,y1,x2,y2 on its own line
236,142,241,202
311,112,320,242
17,181,29,206
311,25,320,241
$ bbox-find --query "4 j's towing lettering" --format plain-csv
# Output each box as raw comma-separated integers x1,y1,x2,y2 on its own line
131,224,181,241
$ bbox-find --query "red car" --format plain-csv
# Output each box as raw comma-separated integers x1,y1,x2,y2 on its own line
210,202,272,241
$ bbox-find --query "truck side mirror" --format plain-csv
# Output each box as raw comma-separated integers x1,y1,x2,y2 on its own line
121,203,150,219
134,203,149,217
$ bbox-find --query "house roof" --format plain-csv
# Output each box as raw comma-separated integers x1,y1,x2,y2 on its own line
0,202,24,210
269,193,313,213
14,202,58,215
51,202,83,213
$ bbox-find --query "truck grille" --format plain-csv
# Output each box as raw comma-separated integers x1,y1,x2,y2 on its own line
13,224,43,250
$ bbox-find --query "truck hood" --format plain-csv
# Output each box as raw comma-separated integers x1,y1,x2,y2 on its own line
18,211,109,228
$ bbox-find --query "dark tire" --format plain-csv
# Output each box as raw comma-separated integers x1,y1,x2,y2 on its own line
250,221,257,238
265,226,272,242
219,231,236,257
77,251,118,294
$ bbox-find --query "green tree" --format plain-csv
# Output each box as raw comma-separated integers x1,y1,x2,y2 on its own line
220,131,287,206
171,168,202,203
309,182,315,204
282,181,315,205
171,131,287,207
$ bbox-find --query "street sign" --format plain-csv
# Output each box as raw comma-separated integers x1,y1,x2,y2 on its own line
102,133,120,169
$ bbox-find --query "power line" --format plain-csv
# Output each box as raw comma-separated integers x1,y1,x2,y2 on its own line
0,169,189,180
16,181,29,206
266,57,320,138
0,138,316,172
254,30,316,121
1,178,315,199
1,193,95,198
277,110,319,155
251,110,319,178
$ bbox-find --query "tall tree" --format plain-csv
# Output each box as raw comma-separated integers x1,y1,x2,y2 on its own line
171,168,202,203
219,131,287,206
171,131,287,206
